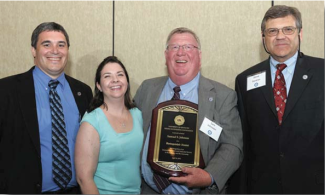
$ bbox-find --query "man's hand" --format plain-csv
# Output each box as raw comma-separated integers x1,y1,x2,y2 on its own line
169,167,212,188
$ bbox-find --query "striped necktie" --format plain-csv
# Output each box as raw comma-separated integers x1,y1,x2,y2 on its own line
171,86,181,100
49,80,72,189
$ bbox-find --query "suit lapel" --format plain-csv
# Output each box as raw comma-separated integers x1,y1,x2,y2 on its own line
17,68,41,156
151,77,167,108
198,76,215,163
260,59,278,117
283,57,311,121
65,75,83,117
143,77,168,135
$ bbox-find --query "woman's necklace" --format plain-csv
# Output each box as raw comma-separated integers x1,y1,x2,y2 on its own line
117,109,128,129
103,105,129,130
122,110,130,128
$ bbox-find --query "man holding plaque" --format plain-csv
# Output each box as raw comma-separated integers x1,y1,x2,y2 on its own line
134,27,243,194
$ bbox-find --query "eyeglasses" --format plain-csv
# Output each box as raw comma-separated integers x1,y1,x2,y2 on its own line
167,44,199,52
264,26,297,37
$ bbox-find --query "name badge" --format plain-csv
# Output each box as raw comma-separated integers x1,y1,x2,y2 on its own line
247,71,266,91
199,117,222,141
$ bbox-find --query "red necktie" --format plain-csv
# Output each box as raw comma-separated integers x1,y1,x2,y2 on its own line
273,64,287,125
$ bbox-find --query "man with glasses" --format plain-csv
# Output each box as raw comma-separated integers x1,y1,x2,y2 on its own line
134,27,243,194
229,5,324,194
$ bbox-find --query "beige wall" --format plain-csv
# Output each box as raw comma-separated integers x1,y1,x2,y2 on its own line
0,1,113,89
0,1,323,97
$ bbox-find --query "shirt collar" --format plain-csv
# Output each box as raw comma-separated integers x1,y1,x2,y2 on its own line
167,72,200,96
270,51,298,74
33,66,66,89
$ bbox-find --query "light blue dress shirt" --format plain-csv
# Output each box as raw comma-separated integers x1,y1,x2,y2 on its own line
141,73,200,194
270,51,298,96
33,67,79,192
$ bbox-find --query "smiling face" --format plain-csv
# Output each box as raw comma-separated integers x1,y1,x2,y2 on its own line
96,62,128,101
31,31,68,79
165,33,202,86
263,15,302,62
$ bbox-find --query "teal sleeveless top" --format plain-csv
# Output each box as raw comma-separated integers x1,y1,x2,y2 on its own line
81,107,143,194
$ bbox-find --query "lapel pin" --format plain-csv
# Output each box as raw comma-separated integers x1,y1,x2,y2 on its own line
209,97,213,102
77,92,82,96
302,75,308,80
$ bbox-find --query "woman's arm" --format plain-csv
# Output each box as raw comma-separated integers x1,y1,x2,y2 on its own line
75,122,100,194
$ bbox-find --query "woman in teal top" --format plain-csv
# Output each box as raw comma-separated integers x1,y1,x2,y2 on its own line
75,56,144,194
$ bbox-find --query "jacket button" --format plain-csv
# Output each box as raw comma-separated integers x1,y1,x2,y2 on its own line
280,153,284,158
36,183,41,188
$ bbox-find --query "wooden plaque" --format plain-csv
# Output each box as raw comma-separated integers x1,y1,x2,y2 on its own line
147,100,205,177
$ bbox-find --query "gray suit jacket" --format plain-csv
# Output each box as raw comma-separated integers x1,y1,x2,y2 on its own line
134,75,243,194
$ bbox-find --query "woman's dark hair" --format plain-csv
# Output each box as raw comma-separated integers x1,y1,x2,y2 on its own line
88,56,135,112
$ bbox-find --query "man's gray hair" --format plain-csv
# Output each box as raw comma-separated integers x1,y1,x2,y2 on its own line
165,27,201,50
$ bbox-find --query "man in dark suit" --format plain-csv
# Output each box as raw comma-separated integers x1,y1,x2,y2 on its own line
134,27,243,194
228,5,324,194
0,22,93,194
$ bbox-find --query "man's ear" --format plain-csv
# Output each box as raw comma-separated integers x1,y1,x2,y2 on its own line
31,47,36,58
299,28,303,42
164,50,168,66
198,50,202,68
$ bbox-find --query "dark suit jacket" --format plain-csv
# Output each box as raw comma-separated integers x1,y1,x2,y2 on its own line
134,75,243,194
228,55,324,194
0,67,93,194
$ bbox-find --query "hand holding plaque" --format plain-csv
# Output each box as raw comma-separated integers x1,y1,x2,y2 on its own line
147,100,205,177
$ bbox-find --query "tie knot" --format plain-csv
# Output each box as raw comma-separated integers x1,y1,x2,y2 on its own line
49,80,59,89
171,86,181,100
277,63,287,72
173,86,181,93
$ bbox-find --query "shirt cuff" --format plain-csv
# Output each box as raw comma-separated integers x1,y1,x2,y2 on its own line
209,173,215,186
208,173,219,192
